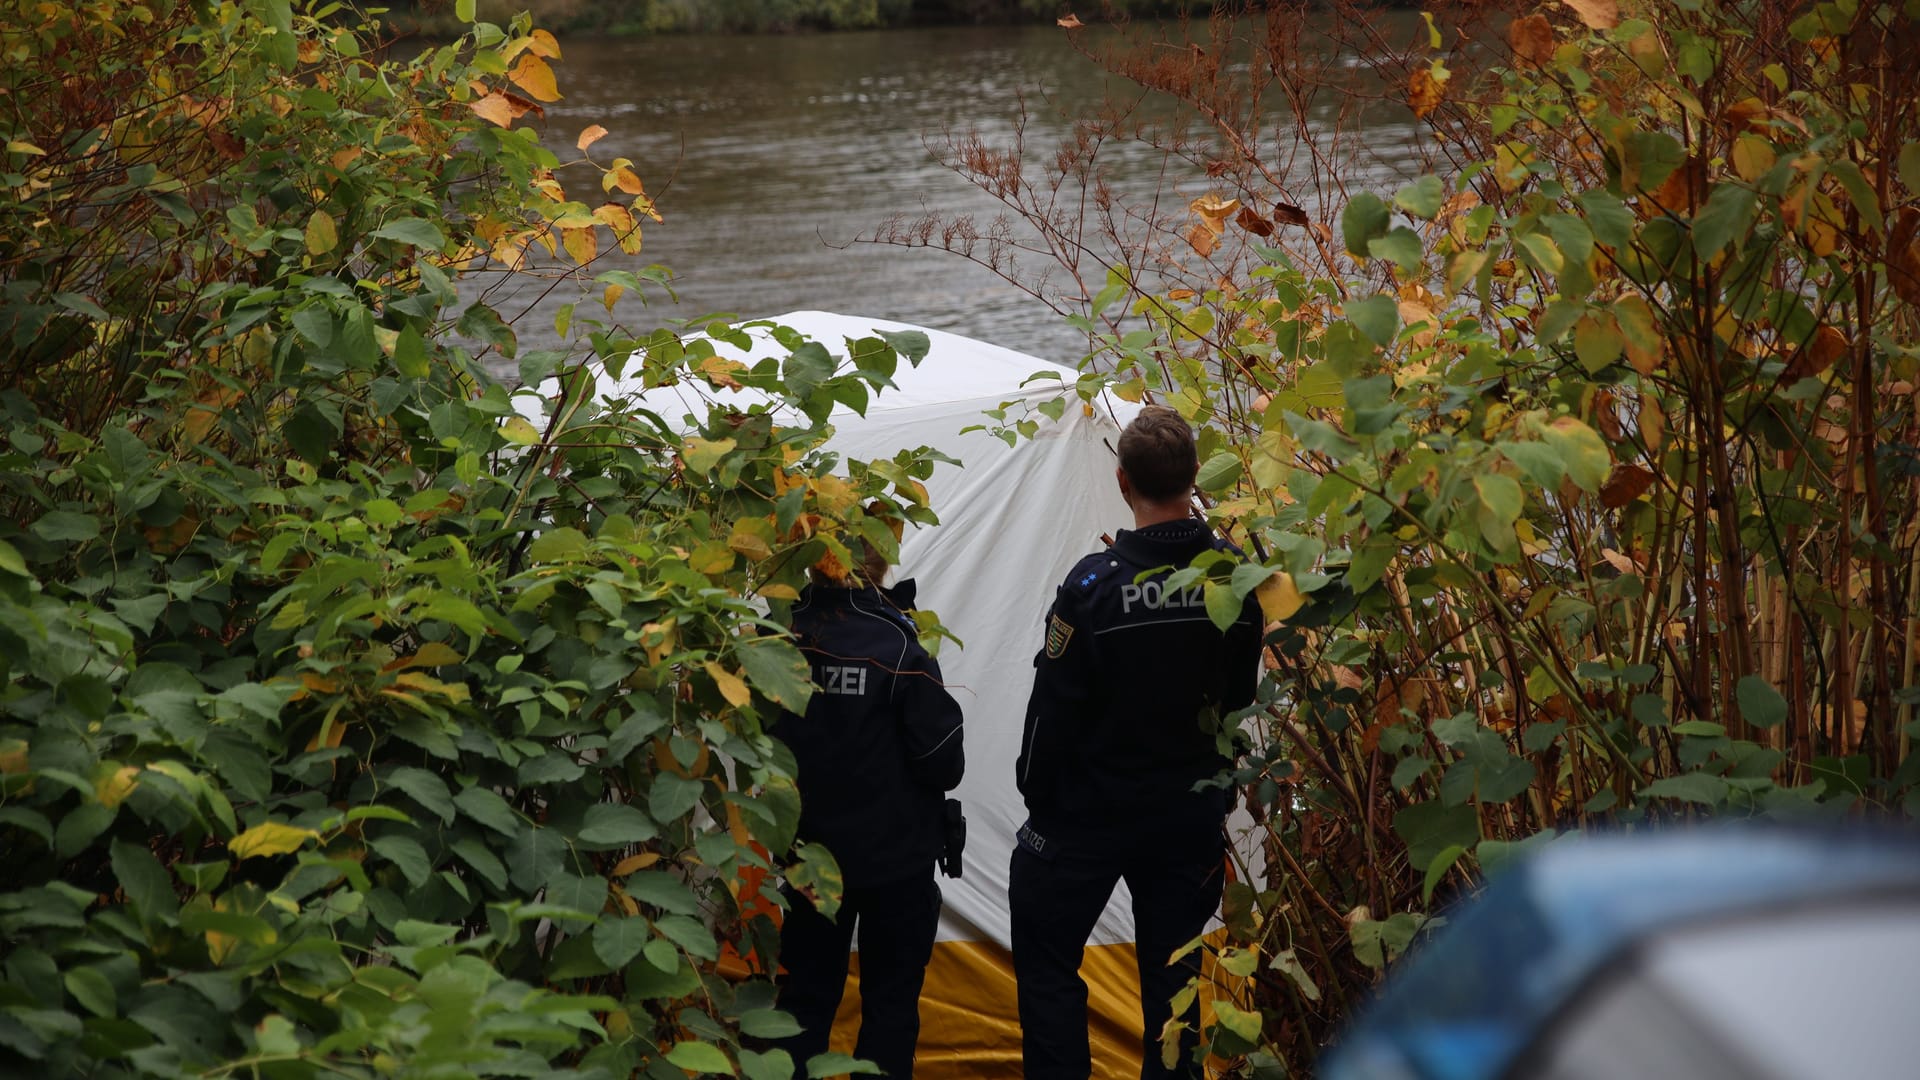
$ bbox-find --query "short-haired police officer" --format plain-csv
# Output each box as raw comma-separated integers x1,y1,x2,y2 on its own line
770,544,965,1078
1011,406,1263,1079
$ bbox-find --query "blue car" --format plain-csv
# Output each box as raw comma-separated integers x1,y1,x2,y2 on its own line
1320,828,1920,1080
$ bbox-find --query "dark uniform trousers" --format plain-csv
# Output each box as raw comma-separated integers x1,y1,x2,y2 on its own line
772,873,944,1078
1009,829,1226,1080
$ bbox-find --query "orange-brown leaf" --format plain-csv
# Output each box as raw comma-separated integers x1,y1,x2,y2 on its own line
1235,206,1274,237
1186,221,1219,258
1272,201,1310,226
577,124,609,152
1600,464,1656,508
530,28,561,58
608,165,645,196
1786,324,1849,380
508,54,561,104
1509,14,1555,66
470,93,516,129
1564,0,1619,29
1057,13,1083,28
1408,66,1446,119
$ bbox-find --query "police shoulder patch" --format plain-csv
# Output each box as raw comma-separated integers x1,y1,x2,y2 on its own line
1045,612,1075,659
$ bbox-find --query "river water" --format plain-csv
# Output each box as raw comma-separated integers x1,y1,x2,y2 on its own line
493,19,1422,371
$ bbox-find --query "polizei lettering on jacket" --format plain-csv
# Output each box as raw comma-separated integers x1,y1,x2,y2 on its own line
1119,580,1206,613
817,664,869,696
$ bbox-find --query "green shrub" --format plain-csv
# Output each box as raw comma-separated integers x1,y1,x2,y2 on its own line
0,1,945,1075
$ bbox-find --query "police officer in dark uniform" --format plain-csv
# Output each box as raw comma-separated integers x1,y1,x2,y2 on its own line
1011,405,1263,1079
770,544,965,1078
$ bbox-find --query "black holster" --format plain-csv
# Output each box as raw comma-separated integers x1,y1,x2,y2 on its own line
940,798,966,879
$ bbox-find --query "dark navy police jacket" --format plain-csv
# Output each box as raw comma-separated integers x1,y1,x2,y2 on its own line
1016,519,1263,849
773,580,965,888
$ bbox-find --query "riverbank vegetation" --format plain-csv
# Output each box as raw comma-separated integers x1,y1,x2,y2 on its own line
384,0,1202,36
881,0,1920,1070
0,1,945,1075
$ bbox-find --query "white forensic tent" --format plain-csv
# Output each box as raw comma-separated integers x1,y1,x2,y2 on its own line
524,311,1246,1077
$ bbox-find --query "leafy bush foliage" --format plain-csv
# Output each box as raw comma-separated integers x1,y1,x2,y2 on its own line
902,0,1920,1071
0,1,942,1075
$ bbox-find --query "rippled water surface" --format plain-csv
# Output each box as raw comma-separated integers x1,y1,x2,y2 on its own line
488,20,1421,370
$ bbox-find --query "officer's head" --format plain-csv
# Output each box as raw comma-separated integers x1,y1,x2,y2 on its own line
1115,405,1197,509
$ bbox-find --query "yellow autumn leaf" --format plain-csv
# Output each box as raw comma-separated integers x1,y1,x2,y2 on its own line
530,29,561,58
1189,192,1241,236
229,822,319,860
1256,571,1306,623
689,541,736,576
6,140,46,156
508,54,561,103
304,210,338,256
759,582,801,601
594,202,642,255
500,415,541,445
470,93,515,128
606,165,646,196
810,474,857,514
561,225,598,266
705,661,751,708
577,123,609,151
96,764,141,807
612,851,662,876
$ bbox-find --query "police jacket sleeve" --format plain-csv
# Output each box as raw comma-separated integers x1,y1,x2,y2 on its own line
1219,593,1264,712
897,651,965,791
1016,582,1095,803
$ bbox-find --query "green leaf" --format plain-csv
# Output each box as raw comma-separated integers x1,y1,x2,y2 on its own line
783,342,837,399
449,836,509,891
1577,189,1636,250
1195,451,1243,494
546,873,608,920
506,824,568,891
456,0,475,19
740,1049,796,1080
32,510,99,543
649,772,705,824
385,766,456,824
1366,227,1423,275
739,1008,802,1039
806,1052,883,1077
111,838,179,923
1691,182,1758,260
1472,472,1523,549
737,638,814,712
578,803,658,846
1345,294,1400,347
1539,417,1611,492
1423,844,1467,903
1393,175,1445,219
1392,799,1480,871
1735,675,1788,729
1900,142,1920,199
654,913,718,960
369,835,432,888
1340,192,1391,257
371,218,447,251
64,968,117,1019
453,786,519,836
624,872,700,915
527,526,589,563
1644,772,1728,806
788,842,845,920
593,917,651,969
1212,999,1263,1044
1203,580,1241,633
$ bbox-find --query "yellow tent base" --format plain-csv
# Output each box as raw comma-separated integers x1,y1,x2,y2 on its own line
831,938,1146,1079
